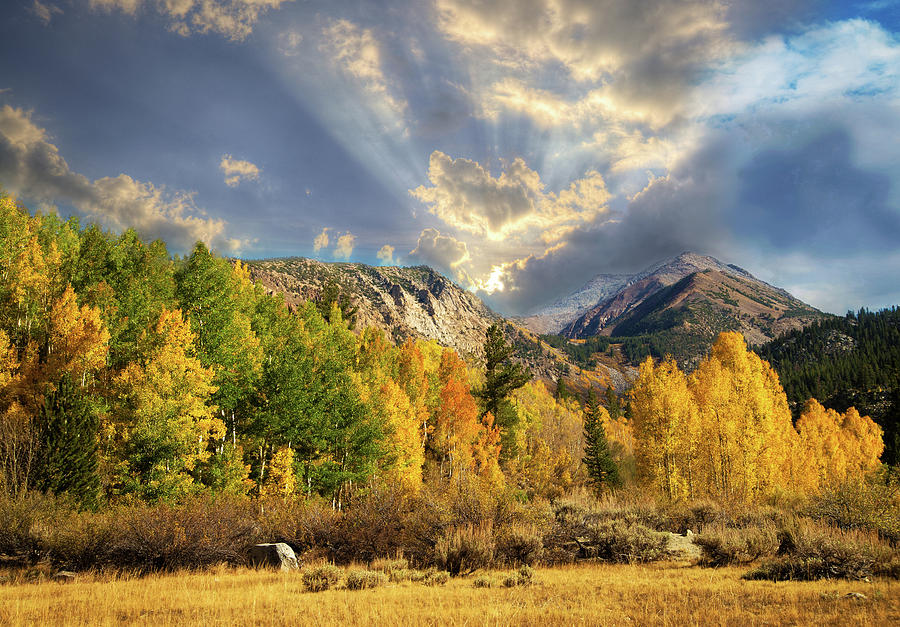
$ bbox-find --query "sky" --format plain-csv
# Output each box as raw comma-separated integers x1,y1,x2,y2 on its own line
1,0,899,316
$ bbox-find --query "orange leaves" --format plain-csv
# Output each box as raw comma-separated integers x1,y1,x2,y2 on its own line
431,349,503,486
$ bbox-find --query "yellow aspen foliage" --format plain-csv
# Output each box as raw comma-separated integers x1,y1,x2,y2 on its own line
688,332,798,501
840,407,884,475
472,411,503,487
510,381,587,497
379,379,425,491
47,285,110,384
260,446,296,498
797,399,883,489
630,356,697,501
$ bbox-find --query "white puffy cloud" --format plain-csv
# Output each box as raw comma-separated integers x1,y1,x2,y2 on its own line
220,154,260,187
313,227,330,252
333,232,355,260
376,244,395,264
409,228,473,285
320,19,407,118
89,0,294,41
410,151,609,241
0,105,247,253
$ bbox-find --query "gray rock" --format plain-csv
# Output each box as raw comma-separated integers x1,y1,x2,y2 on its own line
248,543,299,571
53,571,76,583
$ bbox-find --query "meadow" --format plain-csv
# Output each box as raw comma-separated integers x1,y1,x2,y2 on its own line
2,562,898,626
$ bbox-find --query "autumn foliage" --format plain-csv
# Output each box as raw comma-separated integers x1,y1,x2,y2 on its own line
630,332,883,502
0,192,887,516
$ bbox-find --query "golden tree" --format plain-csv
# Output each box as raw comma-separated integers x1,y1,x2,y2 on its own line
630,356,698,501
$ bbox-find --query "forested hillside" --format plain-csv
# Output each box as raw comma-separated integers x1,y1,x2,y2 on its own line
0,193,587,506
757,308,900,464
0,191,887,515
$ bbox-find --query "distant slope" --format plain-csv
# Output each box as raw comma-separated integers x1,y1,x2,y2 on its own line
563,252,758,338
516,273,631,334
246,257,498,359
757,307,900,465
244,257,602,385
553,252,824,367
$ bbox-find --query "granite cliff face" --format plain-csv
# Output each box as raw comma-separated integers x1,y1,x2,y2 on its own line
245,257,499,359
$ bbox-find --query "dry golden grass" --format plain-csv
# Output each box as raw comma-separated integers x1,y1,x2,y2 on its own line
1,562,899,626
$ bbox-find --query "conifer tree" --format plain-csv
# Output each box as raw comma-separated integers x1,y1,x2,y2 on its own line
476,323,530,458
34,375,100,507
582,388,620,493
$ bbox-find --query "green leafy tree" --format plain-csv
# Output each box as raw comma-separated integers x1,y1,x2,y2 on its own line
582,388,621,493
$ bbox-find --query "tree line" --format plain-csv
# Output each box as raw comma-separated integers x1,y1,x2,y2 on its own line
0,191,886,509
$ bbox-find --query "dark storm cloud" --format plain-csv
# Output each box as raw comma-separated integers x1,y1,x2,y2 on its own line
736,129,900,255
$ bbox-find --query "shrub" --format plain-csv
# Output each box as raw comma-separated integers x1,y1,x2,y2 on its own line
496,525,543,566
472,574,495,588
0,493,58,563
580,520,669,563
742,521,896,581
502,566,534,587
106,496,257,572
370,557,408,572
344,569,386,590
434,523,495,575
423,570,449,586
806,474,900,544
407,568,432,582
695,524,779,566
303,564,342,592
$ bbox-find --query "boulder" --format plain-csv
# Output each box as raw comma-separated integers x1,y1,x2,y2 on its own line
248,543,299,571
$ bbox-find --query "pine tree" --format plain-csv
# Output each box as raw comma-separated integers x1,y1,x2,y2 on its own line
476,323,530,458
34,375,100,507
582,388,620,493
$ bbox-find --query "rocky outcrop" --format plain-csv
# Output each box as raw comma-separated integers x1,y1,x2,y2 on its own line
248,543,299,571
245,258,499,359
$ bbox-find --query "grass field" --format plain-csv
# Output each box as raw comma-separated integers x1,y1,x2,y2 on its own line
1,562,898,626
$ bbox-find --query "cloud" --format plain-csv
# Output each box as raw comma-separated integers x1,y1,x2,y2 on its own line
220,154,260,187
312,227,330,252
435,0,736,126
409,227,472,283
278,29,303,56
410,151,609,241
320,19,407,118
32,0,63,24
333,232,355,259
0,105,247,253
89,0,294,41
376,244,394,264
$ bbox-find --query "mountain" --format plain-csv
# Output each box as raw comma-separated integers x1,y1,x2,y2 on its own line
516,273,631,334
552,252,825,367
246,257,498,359
562,253,750,337
245,257,618,388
